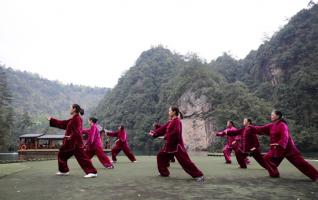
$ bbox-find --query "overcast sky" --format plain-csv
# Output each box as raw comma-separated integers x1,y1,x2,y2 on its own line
0,0,313,88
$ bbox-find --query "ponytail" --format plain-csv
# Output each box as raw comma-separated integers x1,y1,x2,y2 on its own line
72,104,84,116
244,118,253,125
179,112,184,119
80,108,84,116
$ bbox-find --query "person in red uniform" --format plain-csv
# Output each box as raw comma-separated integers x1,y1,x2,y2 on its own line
216,121,250,165
216,121,238,164
82,117,114,169
106,126,137,163
255,110,318,181
48,104,97,178
226,118,268,170
149,106,205,182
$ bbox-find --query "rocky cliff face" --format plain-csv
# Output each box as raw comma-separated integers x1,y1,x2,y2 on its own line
269,64,284,86
178,91,215,151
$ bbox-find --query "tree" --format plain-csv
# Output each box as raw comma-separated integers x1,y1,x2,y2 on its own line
0,66,14,151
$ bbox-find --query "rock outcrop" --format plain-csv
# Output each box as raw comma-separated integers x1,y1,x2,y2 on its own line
178,91,215,151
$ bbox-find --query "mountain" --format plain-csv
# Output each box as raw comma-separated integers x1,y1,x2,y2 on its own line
0,66,109,151
95,47,271,153
4,67,109,118
213,4,318,151
96,5,318,153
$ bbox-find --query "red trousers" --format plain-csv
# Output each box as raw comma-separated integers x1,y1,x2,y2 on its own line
111,140,136,162
86,146,113,168
223,145,232,163
264,146,318,180
231,142,250,164
58,142,97,174
235,148,267,170
157,146,204,178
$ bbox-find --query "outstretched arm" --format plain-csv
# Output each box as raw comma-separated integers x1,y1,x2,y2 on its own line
227,128,244,137
107,131,118,137
49,117,71,130
254,123,273,135
216,131,226,137
150,122,169,138
82,127,91,135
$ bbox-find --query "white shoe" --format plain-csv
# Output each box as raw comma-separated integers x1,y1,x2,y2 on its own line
84,173,97,178
195,176,205,183
56,171,70,176
132,161,137,163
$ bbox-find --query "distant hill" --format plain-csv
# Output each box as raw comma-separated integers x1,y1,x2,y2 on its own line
4,67,108,118
0,66,109,151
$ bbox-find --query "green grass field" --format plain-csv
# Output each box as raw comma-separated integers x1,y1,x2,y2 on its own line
0,155,317,200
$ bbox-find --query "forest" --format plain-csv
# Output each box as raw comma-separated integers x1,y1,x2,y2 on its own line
95,5,318,153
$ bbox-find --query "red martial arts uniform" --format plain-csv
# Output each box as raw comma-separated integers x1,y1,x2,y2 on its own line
216,127,237,163
107,130,136,162
152,117,204,178
227,126,267,169
232,134,251,165
50,114,97,174
255,120,318,180
82,124,113,168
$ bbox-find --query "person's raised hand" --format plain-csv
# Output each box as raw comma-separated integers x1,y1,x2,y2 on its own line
148,130,155,136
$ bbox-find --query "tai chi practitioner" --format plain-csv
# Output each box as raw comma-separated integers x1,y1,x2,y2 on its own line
48,104,97,178
82,117,114,169
226,118,268,170
216,121,237,164
106,126,137,163
255,110,318,181
149,106,205,182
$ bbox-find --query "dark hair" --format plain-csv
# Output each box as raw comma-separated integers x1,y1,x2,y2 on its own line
170,106,184,119
273,110,283,119
273,110,288,124
228,120,235,127
89,117,98,124
245,118,252,125
72,104,84,116
119,125,125,131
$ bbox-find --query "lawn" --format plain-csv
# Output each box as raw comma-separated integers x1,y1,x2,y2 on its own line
0,155,317,200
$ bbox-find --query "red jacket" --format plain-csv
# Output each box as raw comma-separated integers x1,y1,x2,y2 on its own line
227,125,260,153
152,117,185,153
82,124,103,149
254,120,300,155
216,127,236,146
50,114,84,147
107,130,127,143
